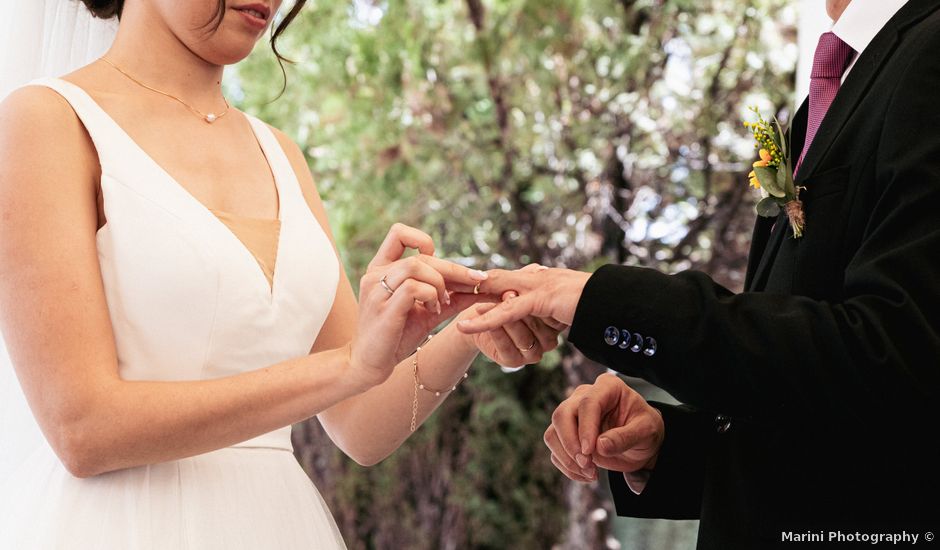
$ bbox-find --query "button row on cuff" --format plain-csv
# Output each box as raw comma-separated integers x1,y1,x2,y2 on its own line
603,326,657,357
715,414,732,434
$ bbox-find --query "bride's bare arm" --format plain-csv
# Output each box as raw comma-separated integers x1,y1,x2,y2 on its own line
272,127,556,466
0,88,484,477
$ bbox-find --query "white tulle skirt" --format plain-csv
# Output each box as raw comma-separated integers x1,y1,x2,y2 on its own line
0,441,347,550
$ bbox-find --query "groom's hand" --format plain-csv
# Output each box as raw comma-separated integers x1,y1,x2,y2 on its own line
544,373,663,484
456,266,591,334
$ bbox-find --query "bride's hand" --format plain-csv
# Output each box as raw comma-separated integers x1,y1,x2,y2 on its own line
348,224,488,388
457,294,565,369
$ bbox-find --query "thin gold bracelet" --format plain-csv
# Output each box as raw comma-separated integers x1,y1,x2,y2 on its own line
410,334,470,432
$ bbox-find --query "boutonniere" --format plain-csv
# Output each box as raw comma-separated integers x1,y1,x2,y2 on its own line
743,107,805,238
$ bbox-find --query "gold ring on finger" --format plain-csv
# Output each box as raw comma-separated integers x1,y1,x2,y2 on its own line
380,275,396,295
519,341,537,352
473,283,481,295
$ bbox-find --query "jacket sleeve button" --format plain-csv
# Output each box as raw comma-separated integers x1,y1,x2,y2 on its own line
604,326,620,346
715,415,732,434
629,332,644,353
643,337,657,357
618,329,632,349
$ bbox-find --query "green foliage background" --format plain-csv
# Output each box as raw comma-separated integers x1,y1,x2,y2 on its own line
230,0,796,547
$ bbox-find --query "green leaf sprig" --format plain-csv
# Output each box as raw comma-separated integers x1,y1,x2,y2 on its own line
743,106,805,238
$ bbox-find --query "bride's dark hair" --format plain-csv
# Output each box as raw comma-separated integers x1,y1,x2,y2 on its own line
78,0,307,97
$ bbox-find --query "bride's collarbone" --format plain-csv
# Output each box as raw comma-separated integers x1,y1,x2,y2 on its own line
103,107,279,220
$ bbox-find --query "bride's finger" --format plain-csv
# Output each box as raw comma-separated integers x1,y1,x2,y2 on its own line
414,255,488,290
383,256,448,307
384,279,442,316
368,223,435,269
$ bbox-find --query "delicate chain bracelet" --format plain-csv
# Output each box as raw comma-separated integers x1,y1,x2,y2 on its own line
410,334,471,432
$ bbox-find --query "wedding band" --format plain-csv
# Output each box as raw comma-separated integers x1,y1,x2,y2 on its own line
380,275,396,295
519,341,537,352
473,283,481,295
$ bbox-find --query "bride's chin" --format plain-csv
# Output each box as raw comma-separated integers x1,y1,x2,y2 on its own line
199,42,257,66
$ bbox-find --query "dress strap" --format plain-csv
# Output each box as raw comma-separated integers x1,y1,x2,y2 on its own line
243,115,303,208
24,76,128,172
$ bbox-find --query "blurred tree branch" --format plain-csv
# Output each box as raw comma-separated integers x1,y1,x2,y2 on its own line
236,0,797,547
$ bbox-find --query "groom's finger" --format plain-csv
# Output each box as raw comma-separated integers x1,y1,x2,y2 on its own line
550,399,583,464
577,397,604,457
456,293,537,334
485,325,527,367
597,421,650,458
541,317,569,332
442,292,497,318
545,426,595,480
473,268,539,297
550,454,594,483
590,453,649,474
578,374,625,455
525,317,560,353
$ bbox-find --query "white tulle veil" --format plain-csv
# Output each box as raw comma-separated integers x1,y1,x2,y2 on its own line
0,0,118,484
0,0,119,100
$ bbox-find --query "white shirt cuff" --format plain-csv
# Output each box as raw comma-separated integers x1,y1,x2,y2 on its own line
623,470,652,495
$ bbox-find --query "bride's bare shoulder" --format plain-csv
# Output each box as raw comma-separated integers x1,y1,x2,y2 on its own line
0,63,112,133
0,76,101,186
0,82,79,134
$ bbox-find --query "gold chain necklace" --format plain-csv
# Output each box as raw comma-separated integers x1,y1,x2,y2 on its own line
101,57,231,124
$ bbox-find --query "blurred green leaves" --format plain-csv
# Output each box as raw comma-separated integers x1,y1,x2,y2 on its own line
234,0,795,547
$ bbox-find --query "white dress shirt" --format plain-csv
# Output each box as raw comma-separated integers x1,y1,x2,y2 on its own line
832,0,909,82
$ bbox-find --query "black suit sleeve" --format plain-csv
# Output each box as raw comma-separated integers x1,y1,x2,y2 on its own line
605,402,711,520
567,41,940,427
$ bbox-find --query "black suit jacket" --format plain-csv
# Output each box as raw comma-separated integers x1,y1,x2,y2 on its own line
567,2,940,548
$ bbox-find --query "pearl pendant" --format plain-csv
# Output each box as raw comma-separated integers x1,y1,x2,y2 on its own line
205,113,218,123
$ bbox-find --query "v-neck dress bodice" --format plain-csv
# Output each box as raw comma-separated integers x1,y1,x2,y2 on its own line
208,208,282,291
0,77,346,549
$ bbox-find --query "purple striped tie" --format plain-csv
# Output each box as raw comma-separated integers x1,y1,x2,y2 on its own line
794,32,855,177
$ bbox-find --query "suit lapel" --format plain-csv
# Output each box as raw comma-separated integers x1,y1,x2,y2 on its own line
794,0,938,185
743,215,775,291
745,0,939,292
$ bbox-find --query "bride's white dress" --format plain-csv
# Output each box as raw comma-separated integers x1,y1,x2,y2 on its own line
0,76,347,549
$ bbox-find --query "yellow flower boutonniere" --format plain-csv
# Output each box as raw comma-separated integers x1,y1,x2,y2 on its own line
743,106,805,238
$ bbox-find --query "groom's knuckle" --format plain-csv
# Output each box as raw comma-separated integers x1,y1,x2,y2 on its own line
543,429,555,447
641,418,661,440
576,396,593,414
